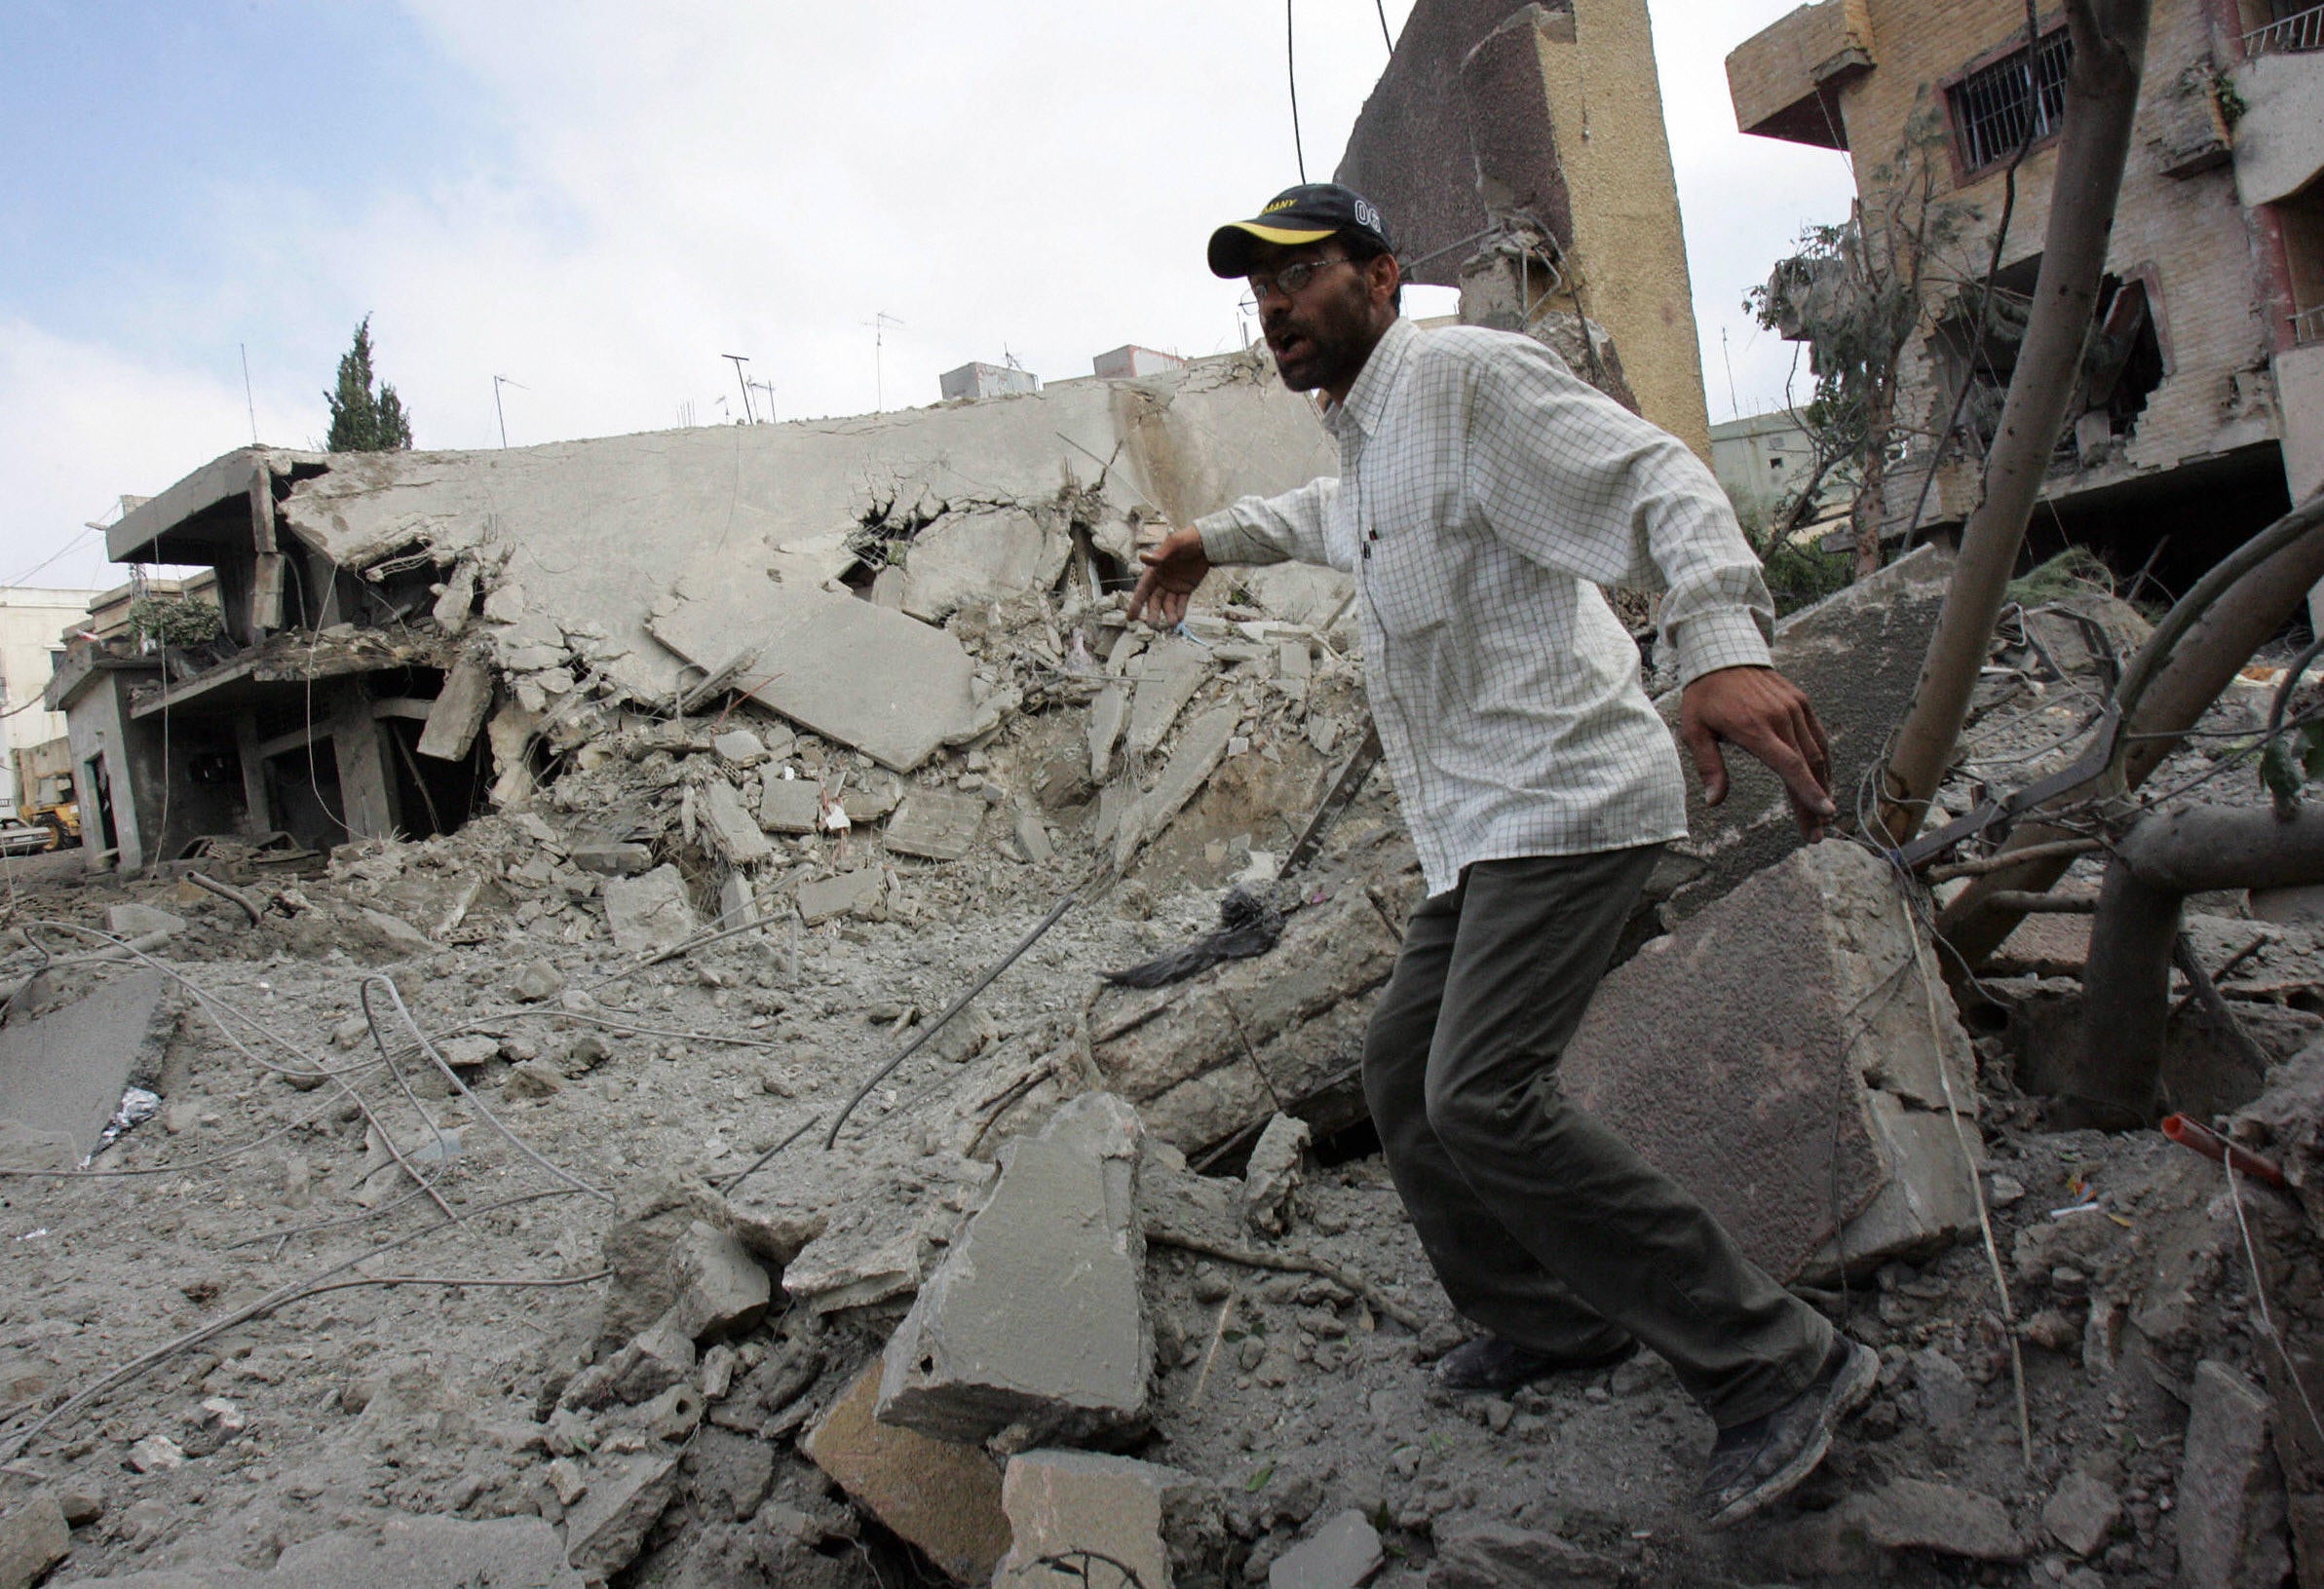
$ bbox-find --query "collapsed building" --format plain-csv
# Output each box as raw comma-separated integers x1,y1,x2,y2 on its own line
1729,0,2324,587
2,1,2322,1585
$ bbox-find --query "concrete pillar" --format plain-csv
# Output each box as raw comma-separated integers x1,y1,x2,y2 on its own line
232,715,274,837
327,684,400,839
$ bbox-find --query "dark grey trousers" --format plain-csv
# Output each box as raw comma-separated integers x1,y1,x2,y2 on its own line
1360,847,1833,1428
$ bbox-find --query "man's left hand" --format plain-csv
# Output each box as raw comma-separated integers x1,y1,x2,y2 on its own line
1679,665,1836,841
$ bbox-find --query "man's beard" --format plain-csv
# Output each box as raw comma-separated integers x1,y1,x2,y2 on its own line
1265,296,1370,394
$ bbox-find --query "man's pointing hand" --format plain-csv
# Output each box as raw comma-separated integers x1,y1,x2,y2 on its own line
1126,525,1212,628
1679,665,1837,841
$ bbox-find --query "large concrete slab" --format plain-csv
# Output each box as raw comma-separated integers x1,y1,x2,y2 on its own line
878,1093,1152,1446
271,348,1333,722
1563,841,1980,1283
653,580,983,774
0,970,169,1159
800,1363,1011,1584
697,778,773,866
1124,638,1212,760
1645,544,1954,928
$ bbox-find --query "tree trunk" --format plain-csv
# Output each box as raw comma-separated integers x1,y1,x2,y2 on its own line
1853,388,1892,579
2066,805,2324,1122
1933,492,2324,968
1874,0,2153,846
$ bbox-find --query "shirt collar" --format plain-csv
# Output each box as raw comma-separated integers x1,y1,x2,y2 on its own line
1321,317,1416,440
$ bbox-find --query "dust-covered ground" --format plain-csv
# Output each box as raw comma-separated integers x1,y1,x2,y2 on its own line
2,593,2321,1588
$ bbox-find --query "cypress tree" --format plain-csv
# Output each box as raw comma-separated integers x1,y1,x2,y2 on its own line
324,316,415,451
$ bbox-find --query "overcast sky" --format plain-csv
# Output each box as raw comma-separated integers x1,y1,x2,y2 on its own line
0,0,1854,592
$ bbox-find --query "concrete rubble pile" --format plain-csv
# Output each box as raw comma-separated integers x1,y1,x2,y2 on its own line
8,387,2324,1589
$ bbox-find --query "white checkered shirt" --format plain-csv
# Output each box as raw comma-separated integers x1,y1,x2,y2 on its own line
1195,318,1775,898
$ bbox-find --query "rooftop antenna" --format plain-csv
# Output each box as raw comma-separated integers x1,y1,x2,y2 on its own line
722,354,756,424
748,378,778,422
862,313,904,411
492,374,528,448
1720,328,1739,423
240,344,258,443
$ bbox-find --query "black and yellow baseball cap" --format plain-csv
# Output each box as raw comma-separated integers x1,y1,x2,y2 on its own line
1207,183,1392,278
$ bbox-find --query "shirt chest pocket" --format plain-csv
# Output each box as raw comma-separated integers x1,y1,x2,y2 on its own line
1358,479,1461,640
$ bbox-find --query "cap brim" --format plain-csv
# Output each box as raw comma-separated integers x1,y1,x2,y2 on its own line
1207,220,1339,278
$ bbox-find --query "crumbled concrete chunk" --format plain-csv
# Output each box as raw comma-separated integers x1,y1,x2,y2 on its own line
878,1093,1151,1446
800,1364,1010,1584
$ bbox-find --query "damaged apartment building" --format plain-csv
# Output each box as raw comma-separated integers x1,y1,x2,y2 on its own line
42,352,1354,874
1729,0,2324,588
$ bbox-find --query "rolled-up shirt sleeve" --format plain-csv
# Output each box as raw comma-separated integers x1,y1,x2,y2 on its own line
1464,342,1775,686
1192,476,1342,571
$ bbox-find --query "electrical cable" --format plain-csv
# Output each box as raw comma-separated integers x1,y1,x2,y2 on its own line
1375,0,1394,52
1286,0,1307,183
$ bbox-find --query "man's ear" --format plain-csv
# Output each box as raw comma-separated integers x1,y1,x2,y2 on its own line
1368,253,1401,312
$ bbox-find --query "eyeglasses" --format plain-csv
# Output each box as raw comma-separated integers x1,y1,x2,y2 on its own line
1245,254,1352,304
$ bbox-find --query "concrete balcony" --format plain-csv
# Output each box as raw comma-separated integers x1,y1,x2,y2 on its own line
1727,0,1874,149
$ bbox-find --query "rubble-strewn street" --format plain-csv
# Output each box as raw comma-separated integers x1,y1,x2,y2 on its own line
4,479,2323,1587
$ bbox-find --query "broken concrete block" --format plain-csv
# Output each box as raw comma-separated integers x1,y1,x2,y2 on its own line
564,1451,681,1580
1838,1478,2022,1561
571,838,653,877
714,872,757,930
653,578,983,773
0,1494,70,1589
884,789,986,861
840,776,902,824
759,776,822,834
416,650,495,762
669,1221,773,1343
1561,841,1980,1284
0,969,170,1160
800,1363,1011,1585
1646,544,1953,927
1428,1522,1621,1588
994,1450,1192,1589
104,903,184,941
713,729,767,767
1241,1113,1311,1236
900,506,1067,623
2041,1466,2121,1558
878,1093,1152,1446
1125,637,1211,759
601,865,698,956
698,778,774,866
1008,811,1053,865
796,869,882,926
1089,683,1128,782
1271,1509,1383,1589
2179,1359,2292,1589
513,961,564,1003
1114,705,1238,871
1091,892,1398,1154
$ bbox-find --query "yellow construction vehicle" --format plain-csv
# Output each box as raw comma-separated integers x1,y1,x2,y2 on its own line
10,737,80,851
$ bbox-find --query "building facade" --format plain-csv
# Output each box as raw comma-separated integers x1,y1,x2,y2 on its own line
1729,0,2324,586
0,586,103,811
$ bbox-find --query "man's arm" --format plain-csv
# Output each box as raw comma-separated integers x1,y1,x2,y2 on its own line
1127,476,1341,627
1464,341,1835,837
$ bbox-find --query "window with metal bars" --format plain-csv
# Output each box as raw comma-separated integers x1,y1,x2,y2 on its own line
1946,29,2074,174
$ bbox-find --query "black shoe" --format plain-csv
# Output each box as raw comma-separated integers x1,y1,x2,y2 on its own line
1430,1334,1640,1392
1695,1336,1879,1530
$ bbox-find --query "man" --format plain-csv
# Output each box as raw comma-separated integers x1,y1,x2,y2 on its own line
1127,184,1876,1529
